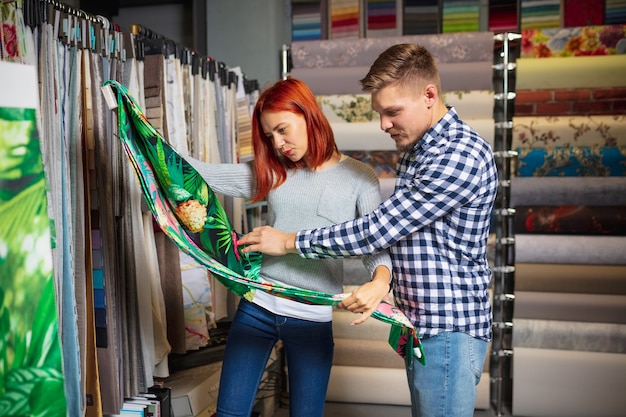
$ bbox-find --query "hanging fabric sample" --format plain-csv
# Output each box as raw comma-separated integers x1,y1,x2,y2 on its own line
365,0,400,38
329,0,361,38
489,0,519,32
520,0,561,29
292,0,325,41
0,61,67,416
102,80,426,366
441,0,481,33
403,0,439,34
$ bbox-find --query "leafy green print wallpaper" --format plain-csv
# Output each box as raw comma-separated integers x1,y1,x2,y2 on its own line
0,107,67,415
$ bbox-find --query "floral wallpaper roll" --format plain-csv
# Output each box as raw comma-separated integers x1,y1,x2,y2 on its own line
512,115,626,149
318,89,495,122
515,145,626,177
521,25,626,58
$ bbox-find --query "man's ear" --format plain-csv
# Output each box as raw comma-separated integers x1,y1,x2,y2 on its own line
424,84,438,107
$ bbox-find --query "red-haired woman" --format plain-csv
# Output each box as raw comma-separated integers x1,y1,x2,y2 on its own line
185,78,392,417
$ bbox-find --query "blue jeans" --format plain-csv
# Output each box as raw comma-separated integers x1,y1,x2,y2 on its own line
407,331,488,417
216,299,334,417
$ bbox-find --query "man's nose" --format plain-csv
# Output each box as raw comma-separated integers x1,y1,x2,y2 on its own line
380,117,392,131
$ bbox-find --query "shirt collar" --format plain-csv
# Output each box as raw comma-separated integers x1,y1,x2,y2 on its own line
411,106,458,154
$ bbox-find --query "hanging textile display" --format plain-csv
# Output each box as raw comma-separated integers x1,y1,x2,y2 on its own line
102,80,425,366
0,61,67,416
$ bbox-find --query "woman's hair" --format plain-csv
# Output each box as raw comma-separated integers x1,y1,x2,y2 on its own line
360,43,441,94
250,78,337,202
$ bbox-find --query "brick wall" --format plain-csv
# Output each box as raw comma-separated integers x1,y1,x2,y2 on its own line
514,87,626,117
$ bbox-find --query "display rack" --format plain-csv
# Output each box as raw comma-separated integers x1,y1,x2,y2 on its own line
490,32,521,416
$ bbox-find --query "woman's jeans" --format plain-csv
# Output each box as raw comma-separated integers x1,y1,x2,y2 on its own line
407,331,488,417
216,299,334,417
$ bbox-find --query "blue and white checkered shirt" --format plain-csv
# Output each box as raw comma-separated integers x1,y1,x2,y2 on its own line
296,107,498,341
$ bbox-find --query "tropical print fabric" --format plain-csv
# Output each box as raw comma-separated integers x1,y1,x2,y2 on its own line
103,80,425,366
0,106,67,415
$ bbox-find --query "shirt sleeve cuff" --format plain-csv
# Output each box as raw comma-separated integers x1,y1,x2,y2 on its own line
295,230,314,257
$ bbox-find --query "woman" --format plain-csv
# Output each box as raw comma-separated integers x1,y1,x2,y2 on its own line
185,78,392,417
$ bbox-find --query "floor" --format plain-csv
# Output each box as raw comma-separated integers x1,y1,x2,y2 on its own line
272,402,505,417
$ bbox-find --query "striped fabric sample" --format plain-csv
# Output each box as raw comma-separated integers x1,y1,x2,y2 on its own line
563,0,605,26
520,0,561,29
489,0,519,32
403,0,440,34
366,0,400,37
605,0,626,24
292,0,324,41
330,0,361,38
442,0,481,33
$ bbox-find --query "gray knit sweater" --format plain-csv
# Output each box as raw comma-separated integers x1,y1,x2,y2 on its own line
186,156,392,294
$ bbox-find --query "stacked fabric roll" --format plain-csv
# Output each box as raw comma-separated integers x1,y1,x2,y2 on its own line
511,27,626,416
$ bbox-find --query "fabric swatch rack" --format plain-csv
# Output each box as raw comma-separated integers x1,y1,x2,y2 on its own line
1,1,260,415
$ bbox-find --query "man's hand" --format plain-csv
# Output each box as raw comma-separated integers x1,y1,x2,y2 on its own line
238,226,298,256
338,266,391,325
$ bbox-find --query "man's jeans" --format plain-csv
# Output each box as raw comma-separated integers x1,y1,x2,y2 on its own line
407,331,488,417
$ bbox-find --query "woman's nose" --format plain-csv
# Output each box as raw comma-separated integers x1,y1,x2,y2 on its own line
273,136,285,149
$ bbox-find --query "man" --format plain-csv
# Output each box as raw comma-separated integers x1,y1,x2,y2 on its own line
239,43,498,417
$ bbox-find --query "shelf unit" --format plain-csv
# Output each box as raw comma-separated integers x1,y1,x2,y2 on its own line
490,32,521,416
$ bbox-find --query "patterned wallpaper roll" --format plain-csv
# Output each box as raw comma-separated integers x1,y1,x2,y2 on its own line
521,25,626,58
331,118,495,151
514,145,626,177
512,318,626,353
292,60,493,94
515,263,626,294
290,30,494,69
512,115,626,149
514,292,626,324
516,55,626,89
513,205,626,235
510,177,626,206
515,234,626,264
318,89,494,122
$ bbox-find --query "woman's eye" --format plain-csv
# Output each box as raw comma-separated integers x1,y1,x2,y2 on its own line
278,127,286,134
